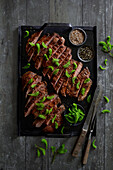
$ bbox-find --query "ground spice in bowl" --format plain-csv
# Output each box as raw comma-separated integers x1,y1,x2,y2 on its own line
78,46,94,62
69,28,87,46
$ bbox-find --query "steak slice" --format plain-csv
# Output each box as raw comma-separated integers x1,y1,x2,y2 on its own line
28,34,49,62
32,94,61,119
26,30,43,54
42,45,66,77
61,61,83,97
47,47,71,80
51,54,72,91
43,105,65,132
25,75,42,98
22,71,37,91
78,79,92,101
67,67,90,98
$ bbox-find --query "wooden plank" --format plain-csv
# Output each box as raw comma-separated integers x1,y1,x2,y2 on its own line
49,1,83,170
0,0,26,170
82,0,106,170
25,1,50,170
105,1,113,170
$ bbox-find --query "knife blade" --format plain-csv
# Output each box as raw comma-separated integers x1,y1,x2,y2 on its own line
72,84,102,157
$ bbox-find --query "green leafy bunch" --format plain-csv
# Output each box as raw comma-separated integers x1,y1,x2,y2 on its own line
99,36,113,57
51,144,67,164
35,139,48,158
64,103,85,124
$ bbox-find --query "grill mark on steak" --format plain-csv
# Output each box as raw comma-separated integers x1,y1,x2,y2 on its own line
42,45,66,77
26,30,43,54
22,71,37,91
51,54,72,91
32,94,61,119
67,67,90,98
47,47,71,80
25,75,42,98
78,79,92,101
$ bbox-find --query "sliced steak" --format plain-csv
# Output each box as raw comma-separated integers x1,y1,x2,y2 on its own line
22,71,36,91
26,30,43,54
61,61,83,97
25,75,42,98
42,45,66,77
51,54,72,92
67,67,90,98
47,47,71,80
32,94,61,119
78,79,92,101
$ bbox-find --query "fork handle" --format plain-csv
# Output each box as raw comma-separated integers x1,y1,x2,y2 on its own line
82,134,92,165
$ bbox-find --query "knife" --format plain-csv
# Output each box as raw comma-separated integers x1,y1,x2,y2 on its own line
72,84,102,157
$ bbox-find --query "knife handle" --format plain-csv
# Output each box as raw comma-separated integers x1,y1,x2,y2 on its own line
82,134,92,165
72,129,87,157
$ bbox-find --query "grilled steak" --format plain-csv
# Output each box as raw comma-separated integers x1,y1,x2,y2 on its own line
78,79,92,101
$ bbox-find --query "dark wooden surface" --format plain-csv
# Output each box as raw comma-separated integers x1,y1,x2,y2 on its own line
0,0,113,170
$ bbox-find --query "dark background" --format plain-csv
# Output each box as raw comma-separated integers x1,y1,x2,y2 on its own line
0,0,113,170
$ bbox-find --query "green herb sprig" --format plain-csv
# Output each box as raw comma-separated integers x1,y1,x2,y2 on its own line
22,63,30,69
28,91,39,97
35,139,48,158
72,76,77,84
38,114,46,119
84,78,90,83
36,43,40,55
47,66,54,71
81,88,86,95
42,42,47,48
99,36,113,57
73,62,77,69
63,61,70,68
29,42,35,46
65,70,71,78
24,30,29,38
31,84,37,88
49,48,52,57
101,109,111,113
52,115,56,123
44,54,49,60
61,126,65,134
51,144,67,164
99,65,106,70
104,96,109,103
87,94,91,103
53,69,59,75
76,81,80,89
92,139,97,149
47,95,55,100
28,78,33,84
45,108,53,115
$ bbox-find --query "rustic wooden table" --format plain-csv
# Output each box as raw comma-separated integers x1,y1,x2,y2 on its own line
0,0,113,170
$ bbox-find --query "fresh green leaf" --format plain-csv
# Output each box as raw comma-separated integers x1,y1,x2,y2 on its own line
81,88,86,95
84,78,90,83
41,139,48,149
92,139,97,149
47,95,54,100
53,69,59,75
24,30,29,38
104,59,107,66
107,36,111,44
72,76,77,84
36,43,40,55
22,63,30,69
44,54,49,60
101,109,111,113
73,62,77,69
36,103,45,107
31,84,37,88
48,108,53,114
76,81,80,89
99,65,106,70
39,147,46,156
87,94,91,103
61,126,64,134
55,62,60,66
99,41,107,46
63,61,70,68
37,107,44,111
49,48,52,57
40,96,46,103
71,70,76,74
104,96,109,103
38,114,46,119
51,146,56,154
37,149,41,158
42,42,47,48
102,45,108,52
52,58,59,63
57,144,67,154
55,121,58,129
29,42,35,46
52,115,56,123
28,78,33,84
47,65,54,71
73,103,77,110
78,115,84,121
65,70,71,78
28,91,39,96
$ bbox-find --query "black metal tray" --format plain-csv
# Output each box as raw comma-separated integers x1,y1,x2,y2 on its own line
18,23,97,137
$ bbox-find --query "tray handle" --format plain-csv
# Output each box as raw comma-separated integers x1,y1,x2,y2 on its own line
43,23,72,27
